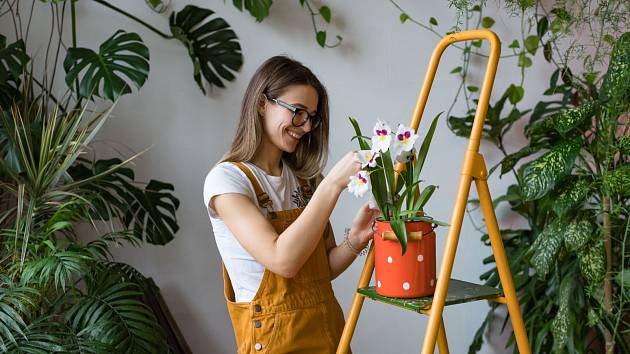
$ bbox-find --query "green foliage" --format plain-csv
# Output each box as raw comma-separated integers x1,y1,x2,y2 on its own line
170,5,243,92
232,0,273,22
63,30,149,101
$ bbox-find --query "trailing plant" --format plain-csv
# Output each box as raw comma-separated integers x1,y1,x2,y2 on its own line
347,116,447,254
388,0,629,352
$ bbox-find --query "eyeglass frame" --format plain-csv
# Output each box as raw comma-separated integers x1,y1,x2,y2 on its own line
264,95,322,129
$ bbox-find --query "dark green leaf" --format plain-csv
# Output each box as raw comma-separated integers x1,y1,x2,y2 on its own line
450,66,462,74
537,17,549,38
400,13,409,23
231,0,272,22
170,5,243,93
599,32,630,125
490,144,543,177
63,30,149,101
552,101,597,135
0,36,29,107
390,219,408,255
508,40,520,49
530,219,564,277
552,178,590,215
543,42,552,62
552,276,574,351
316,31,327,48
429,17,438,26
467,85,478,92
319,6,331,23
603,164,630,197
481,17,495,28
507,84,524,104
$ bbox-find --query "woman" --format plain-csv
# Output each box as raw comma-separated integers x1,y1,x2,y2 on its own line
204,55,378,353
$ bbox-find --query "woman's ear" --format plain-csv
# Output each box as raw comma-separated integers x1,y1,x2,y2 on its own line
258,94,267,116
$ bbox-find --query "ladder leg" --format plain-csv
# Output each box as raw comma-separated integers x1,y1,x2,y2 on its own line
475,179,531,354
336,245,376,354
436,317,450,354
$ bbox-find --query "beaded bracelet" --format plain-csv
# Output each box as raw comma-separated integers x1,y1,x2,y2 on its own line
343,228,369,256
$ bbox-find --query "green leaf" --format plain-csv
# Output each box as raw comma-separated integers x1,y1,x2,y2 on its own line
467,85,479,92
429,17,438,26
552,276,574,351
603,164,630,197
616,269,630,287
389,219,408,255
537,17,549,38
552,101,598,135
231,0,273,22
450,66,462,74
63,30,149,101
0,36,29,107
543,41,552,62
520,140,581,201
316,31,327,48
507,84,524,104
508,39,520,49
471,40,482,48
319,6,331,23
481,17,495,28
530,219,564,278
412,185,437,213
413,112,441,184
524,35,540,55
170,5,243,93
552,178,590,216
578,241,606,287
400,13,409,23
599,32,630,125
563,220,592,252
490,144,543,177
517,53,533,68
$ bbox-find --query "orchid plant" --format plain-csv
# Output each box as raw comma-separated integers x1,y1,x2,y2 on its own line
347,114,447,254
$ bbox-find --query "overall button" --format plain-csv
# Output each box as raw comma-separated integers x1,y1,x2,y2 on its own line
255,343,263,351
254,304,262,312
254,320,261,328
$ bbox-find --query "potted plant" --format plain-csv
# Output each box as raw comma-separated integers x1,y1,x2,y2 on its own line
347,115,447,298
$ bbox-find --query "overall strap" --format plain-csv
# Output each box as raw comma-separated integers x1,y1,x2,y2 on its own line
229,162,273,209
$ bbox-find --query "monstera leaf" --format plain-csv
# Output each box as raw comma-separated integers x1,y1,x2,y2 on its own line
0,35,29,107
232,0,273,22
64,30,149,101
170,5,243,93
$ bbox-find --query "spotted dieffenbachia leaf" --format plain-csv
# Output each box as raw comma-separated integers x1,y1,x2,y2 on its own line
489,144,544,177
552,178,591,216
563,220,592,252
552,276,574,352
552,101,598,135
530,219,564,278
520,140,581,201
600,32,630,124
603,164,630,197
578,241,606,288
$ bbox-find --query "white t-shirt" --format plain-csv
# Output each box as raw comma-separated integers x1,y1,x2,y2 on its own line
203,161,311,302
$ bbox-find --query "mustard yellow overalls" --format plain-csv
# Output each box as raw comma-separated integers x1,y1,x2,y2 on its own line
221,162,348,353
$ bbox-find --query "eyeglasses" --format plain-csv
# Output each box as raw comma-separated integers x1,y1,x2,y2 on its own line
266,96,322,129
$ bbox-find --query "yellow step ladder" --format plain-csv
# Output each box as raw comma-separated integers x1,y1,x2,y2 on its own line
336,29,532,354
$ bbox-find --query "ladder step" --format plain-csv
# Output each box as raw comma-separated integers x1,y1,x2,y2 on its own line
357,279,503,312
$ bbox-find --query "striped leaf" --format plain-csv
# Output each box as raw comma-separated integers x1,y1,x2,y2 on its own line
578,241,606,288
520,140,581,201
600,32,630,124
530,219,564,278
552,178,590,216
552,101,597,135
563,220,592,252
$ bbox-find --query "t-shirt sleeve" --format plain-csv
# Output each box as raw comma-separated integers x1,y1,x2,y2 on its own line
203,162,255,218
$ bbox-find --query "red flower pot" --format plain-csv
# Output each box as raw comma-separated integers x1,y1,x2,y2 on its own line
374,220,436,298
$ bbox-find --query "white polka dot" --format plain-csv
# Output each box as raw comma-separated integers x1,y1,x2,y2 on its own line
377,280,381,288
430,279,435,287
417,254,424,262
402,282,410,290
387,256,393,263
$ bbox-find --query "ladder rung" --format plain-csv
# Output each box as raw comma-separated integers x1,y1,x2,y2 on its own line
357,279,503,313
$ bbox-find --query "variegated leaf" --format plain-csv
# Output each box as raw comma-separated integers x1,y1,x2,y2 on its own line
490,144,543,176
578,241,606,287
618,135,630,156
600,32,630,123
521,140,581,201
552,178,590,216
552,277,574,352
552,101,597,135
530,219,564,278
563,220,592,252
603,164,630,197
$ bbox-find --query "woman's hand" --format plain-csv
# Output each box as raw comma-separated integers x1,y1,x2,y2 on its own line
350,202,381,248
323,151,362,192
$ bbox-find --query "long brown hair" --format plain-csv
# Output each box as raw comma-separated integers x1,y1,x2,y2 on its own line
221,56,330,183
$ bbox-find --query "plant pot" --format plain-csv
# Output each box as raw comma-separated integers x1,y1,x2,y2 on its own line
374,219,436,298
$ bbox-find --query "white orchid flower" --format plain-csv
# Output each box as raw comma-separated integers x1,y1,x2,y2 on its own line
347,170,370,198
391,124,418,160
371,120,392,153
395,148,416,164
357,150,379,168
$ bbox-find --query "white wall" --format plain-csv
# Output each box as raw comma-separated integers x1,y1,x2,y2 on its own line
2,0,555,352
